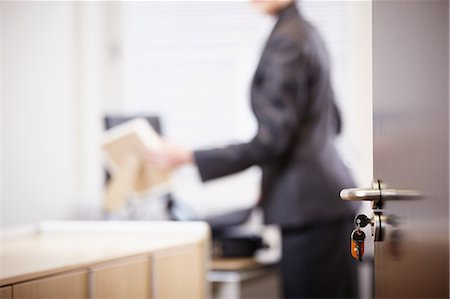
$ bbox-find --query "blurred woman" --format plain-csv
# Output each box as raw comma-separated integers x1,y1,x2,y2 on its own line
146,1,359,297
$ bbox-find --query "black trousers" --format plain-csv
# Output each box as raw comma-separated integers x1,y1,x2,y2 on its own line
280,218,359,299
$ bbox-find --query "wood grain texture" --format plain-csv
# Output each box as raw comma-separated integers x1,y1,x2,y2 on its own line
1,222,209,286
0,286,12,299
154,244,205,299
92,256,151,299
13,270,88,299
211,257,260,271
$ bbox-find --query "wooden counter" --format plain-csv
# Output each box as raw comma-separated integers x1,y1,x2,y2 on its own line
0,221,210,299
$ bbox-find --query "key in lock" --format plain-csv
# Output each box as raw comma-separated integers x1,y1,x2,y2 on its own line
351,229,366,262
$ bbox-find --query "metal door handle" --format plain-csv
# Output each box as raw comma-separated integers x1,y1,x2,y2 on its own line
340,188,381,201
340,187,421,201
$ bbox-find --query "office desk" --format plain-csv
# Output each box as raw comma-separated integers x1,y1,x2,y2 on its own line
209,258,280,299
0,221,210,299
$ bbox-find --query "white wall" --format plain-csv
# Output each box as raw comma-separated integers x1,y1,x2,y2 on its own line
347,1,373,187
1,2,78,227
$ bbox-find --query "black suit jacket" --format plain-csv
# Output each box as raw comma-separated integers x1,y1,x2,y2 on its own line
194,4,358,228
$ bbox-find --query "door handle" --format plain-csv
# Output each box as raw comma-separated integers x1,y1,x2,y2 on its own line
340,179,421,210
340,187,421,201
340,188,381,201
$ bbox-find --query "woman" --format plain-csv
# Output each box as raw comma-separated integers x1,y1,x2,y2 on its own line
146,1,359,297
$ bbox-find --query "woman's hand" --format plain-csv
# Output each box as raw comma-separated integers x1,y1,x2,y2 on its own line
144,140,193,170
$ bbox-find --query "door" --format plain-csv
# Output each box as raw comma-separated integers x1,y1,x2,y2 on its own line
373,0,449,298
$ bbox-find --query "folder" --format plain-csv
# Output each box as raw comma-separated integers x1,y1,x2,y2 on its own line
101,118,171,212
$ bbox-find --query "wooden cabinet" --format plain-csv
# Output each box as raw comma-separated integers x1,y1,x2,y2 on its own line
13,270,88,299
91,256,151,299
154,245,205,299
1,221,210,299
0,286,12,299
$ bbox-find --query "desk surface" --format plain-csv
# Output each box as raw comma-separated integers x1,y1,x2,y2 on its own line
211,258,262,271
0,221,209,286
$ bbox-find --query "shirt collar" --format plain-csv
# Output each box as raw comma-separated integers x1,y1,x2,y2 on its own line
276,2,300,23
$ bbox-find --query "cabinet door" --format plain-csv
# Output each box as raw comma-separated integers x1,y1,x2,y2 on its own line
0,286,12,299
91,256,151,299
154,245,206,299
13,270,88,299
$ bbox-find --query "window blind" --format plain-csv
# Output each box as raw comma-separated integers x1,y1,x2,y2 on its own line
120,1,353,214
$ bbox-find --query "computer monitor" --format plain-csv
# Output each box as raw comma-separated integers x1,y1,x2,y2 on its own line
104,115,162,134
